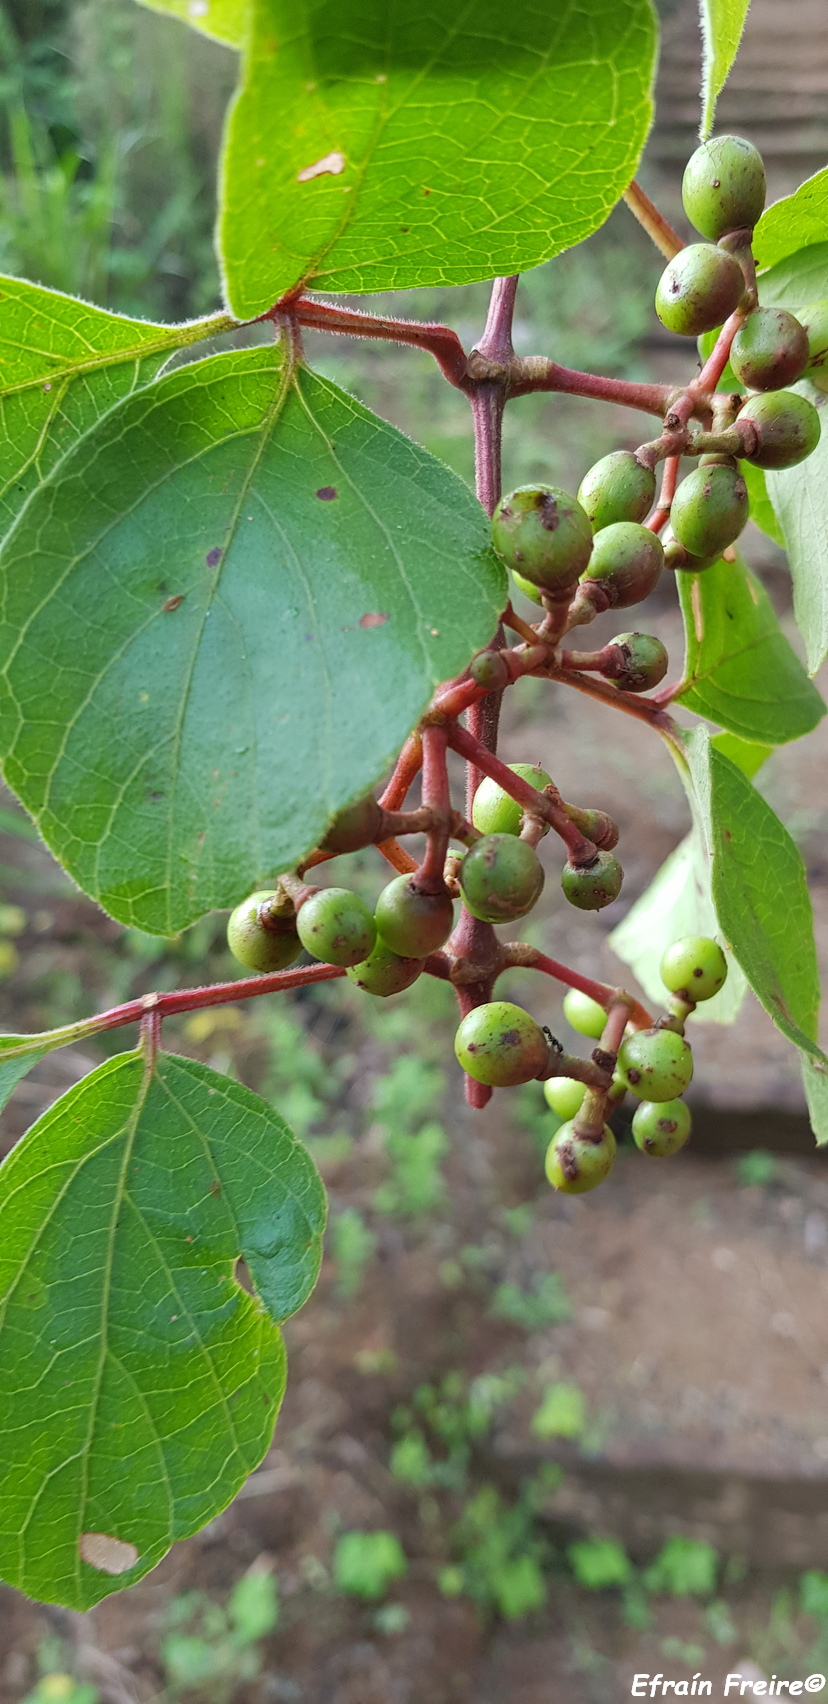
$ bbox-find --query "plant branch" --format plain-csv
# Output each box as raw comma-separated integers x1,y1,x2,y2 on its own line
503,357,677,417
622,180,684,259
546,664,678,732
506,945,651,1029
290,296,471,390
445,720,596,862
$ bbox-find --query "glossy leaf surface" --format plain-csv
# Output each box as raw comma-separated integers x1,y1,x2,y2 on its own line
698,0,752,139
0,276,232,539
0,1050,325,1609
683,726,825,1064
675,553,824,743
219,0,658,315
754,168,828,271
0,344,505,933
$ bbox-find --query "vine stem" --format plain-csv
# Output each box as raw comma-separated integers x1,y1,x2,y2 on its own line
445,720,596,863
288,296,470,389
622,180,684,259
416,724,452,891
512,949,651,1030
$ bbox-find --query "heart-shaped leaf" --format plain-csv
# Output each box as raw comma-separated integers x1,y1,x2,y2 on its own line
0,275,233,541
675,551,824,743
0,1049,325,1609
0,343,506,933
219,0,658,315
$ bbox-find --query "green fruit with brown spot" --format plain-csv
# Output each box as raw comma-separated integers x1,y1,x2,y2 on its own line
604,632,669,693
578,452,656,531
617,1027,694,1102
737,390,821,469
580,522,663,609
227,890,302,973
682,135,766,240
545,1121,617,1194
632,1098,692,1157
454,1001,549,1087
730,308,809,392
347,940,425,997
660,935,728,1002
670,461,748,558
296,886,376,967
375,874,454,957
561,851,623,911
492,486,593,595
655,244,745,337
459,834,545,924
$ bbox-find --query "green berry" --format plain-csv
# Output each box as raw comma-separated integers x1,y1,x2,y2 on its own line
454,1001,549,1087
799,299,828,392
492,486,593,595
577,452,656,531
544,1076,587,1119
682,135,766,241
296,886,376,967
227,890,302,974
346,940,424,997
545,1121,617,1194
632,1097,692,1157
663,531,720,572
320,795,382,855
511,569,544,605
471,764,552,837
375,874,454,957
670,461,748,558
730,308,809,392
470,650,510,690
655,244,745,337
737,390,821,469
603,632,668,693
580,522,664,609
561,851,623,911
563,988,607,1039
660,935,728,1002
459,834,545,924
617,1028,694,1102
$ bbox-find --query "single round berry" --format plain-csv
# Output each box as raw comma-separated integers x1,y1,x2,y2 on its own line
669,461,748,558
799,299,828,392
563,988,608,1039
455,1001,549,1087
492,486,593,595
681,135,766,240
663,531,720,573
472,764,552,838
730,307,809,392
347,940,425,997
660,935,728,1002
227,890,302,974
577,452,656,531
655,244,745,337
296,886,376,967
320,795,383,855
580,522,664,609
603,632,669,693
375,875,454,957
459,834,545,924
632,1098,692,1157
544,1075,587,1119
561,851,623,911
545,1121,617,1194
470,650,510,691
617,1028,694,1102
737,390,821,469
511,569,544,605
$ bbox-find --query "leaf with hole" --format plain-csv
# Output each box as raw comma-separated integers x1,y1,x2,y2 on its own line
682,725,825,1068
0,1049,325,1609
697,0,752,140
0,275,233,541
674,551,824,743
0,343,506,933
218,0,658,315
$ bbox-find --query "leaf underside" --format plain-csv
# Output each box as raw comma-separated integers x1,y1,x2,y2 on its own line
219,0,658,315
675,551,825,742
0,1050,325,1609
0,344,506,934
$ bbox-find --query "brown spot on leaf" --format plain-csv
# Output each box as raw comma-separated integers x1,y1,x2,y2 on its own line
162,595,184,613
210,1180,222,1197
316,486,337,500
359,612,389,628
79,1533,139,1575
206,547,223,568
297,151,346,183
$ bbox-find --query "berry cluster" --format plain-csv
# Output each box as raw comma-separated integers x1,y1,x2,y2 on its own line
224,132,810,1203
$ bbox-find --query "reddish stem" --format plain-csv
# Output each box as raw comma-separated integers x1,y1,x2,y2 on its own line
377,839,419,874
622,181,684,260
291,297,470,390
379,733,423,811
505,359,675,418
417,724,451,892
524,951,651,1030
446,720,595,862
646,452,681,533
547,665,676,732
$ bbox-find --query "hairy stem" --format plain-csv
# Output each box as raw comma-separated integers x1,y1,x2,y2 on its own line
622,180,684,260
290,296,470,389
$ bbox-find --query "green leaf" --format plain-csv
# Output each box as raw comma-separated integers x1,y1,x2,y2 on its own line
754,168,828,271
0,1048,325,1609
764,389,828,678
758,241,828,313
675,552,824,743
698,0,751,139
742,461,784,548
133,0,245,44
0,275,233,540
0,344,506,933
218,0,658,316
682,725,825,1062
802,1054,828,1148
